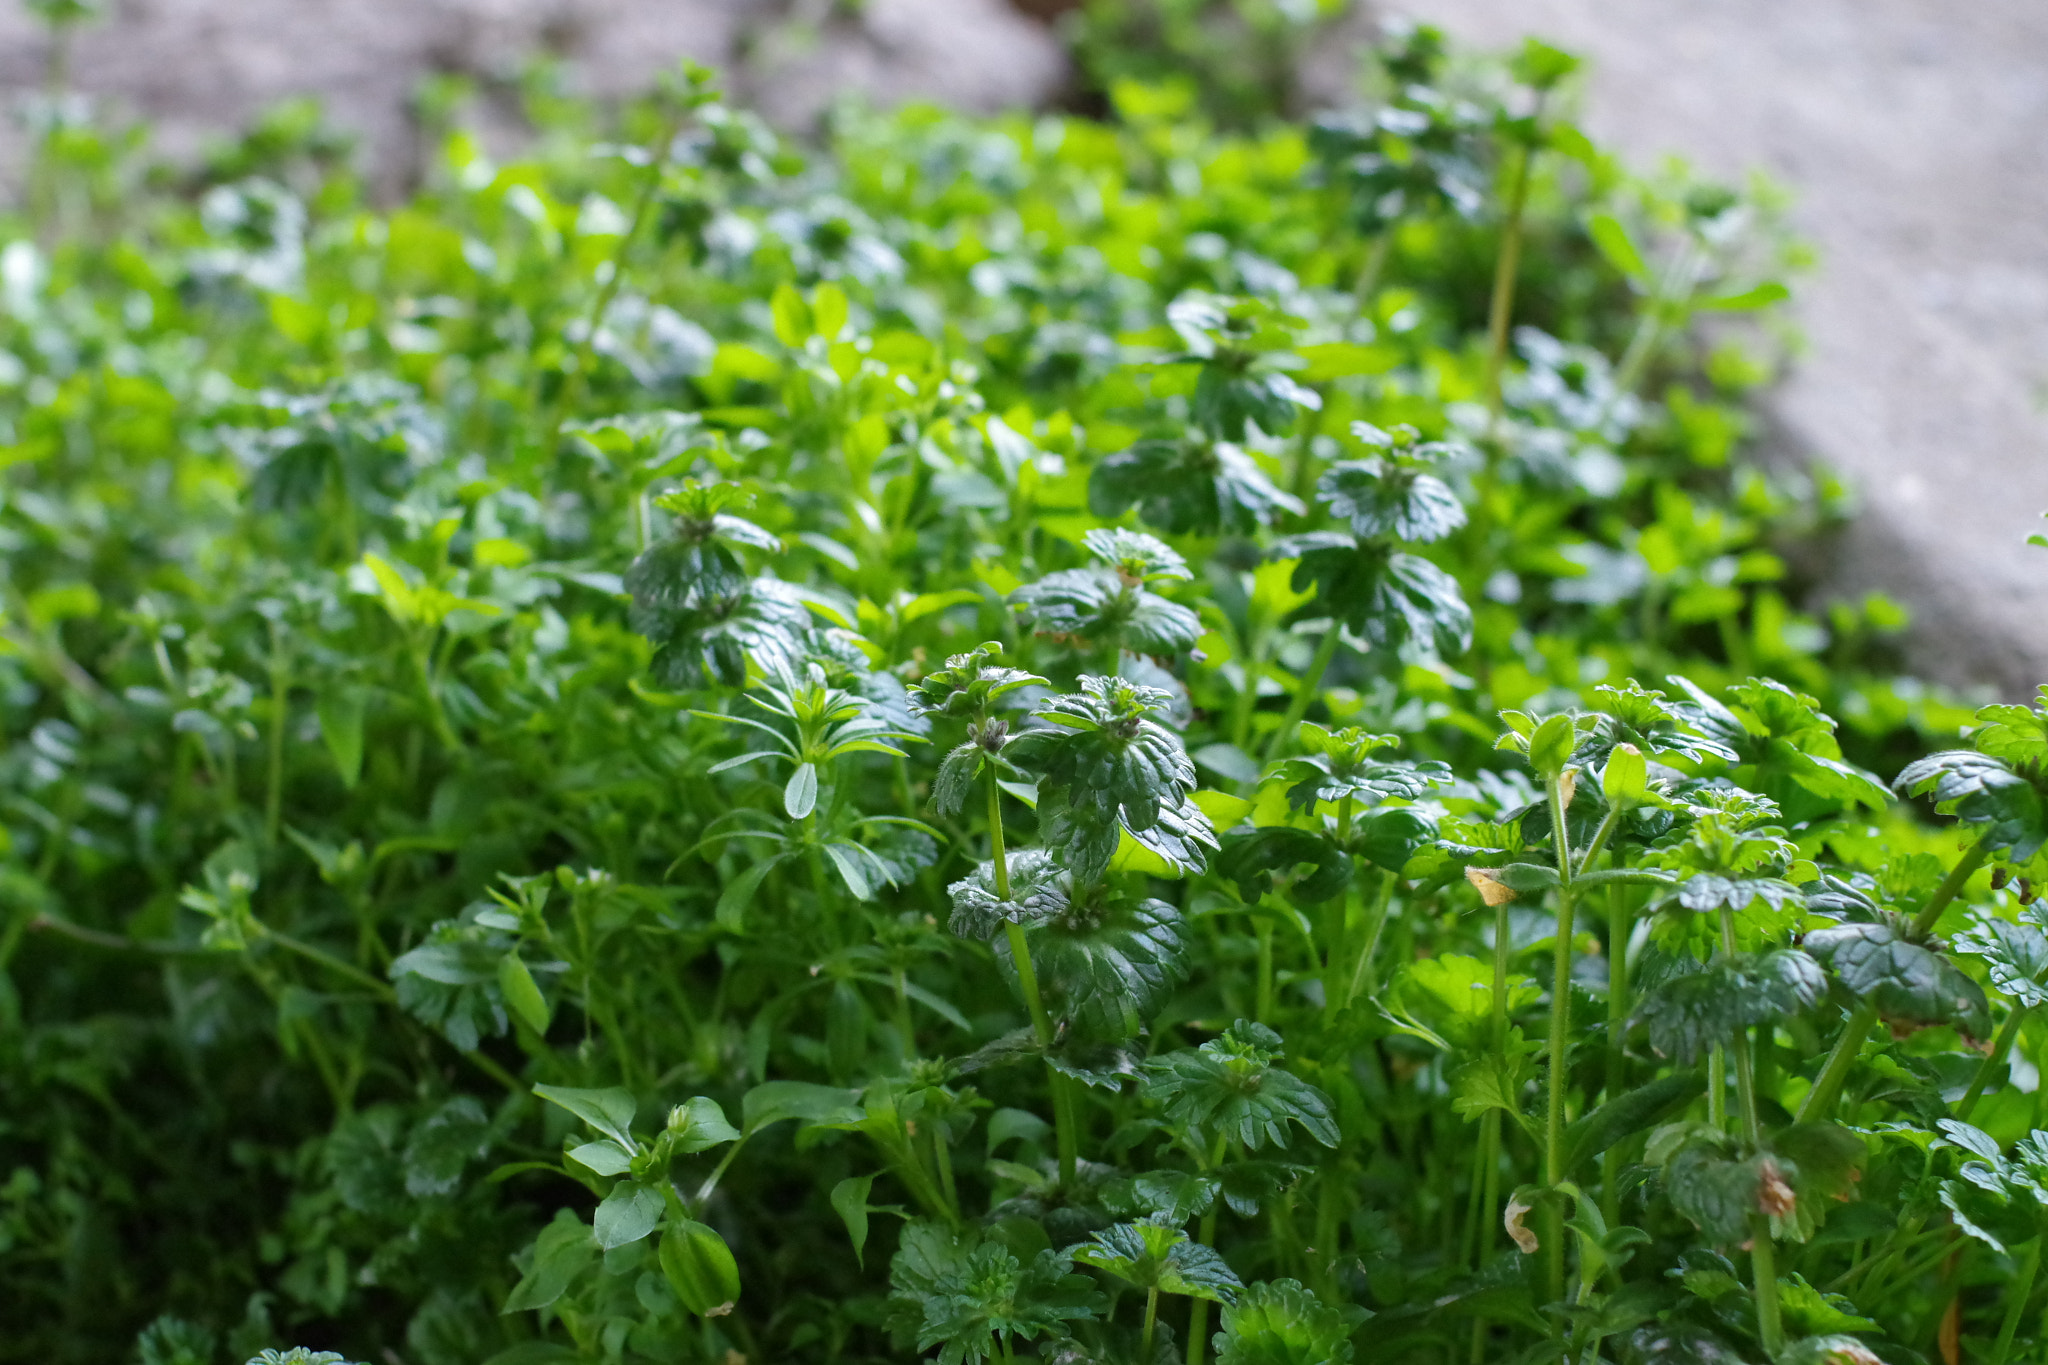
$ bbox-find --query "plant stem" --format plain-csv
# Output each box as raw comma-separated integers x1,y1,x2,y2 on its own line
1707,1048,1726,1130
1543,768,1578,1308
1991,1237,2040,1365
1483,104,1545,431
991,776,1077,1187
1722,907,1783,1356
1959,1003,2032,1121
1914,827,1997,936
1354,230,1393,312
1341,870,1397,1007
1798,1004,1877,1122
1142,1286,1160,1361
264,617,290,849
1264,626,1342,761
1603,885,1631,1228
1187,1201,1221,1365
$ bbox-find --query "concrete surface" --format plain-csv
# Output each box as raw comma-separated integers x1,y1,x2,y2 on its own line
1395,0,2048,697
0,0,1066,184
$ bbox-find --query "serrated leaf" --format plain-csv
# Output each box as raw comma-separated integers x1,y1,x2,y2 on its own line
1803,922,1991,1034
1141,1021,1338,1151
1074,1220,1241,1303
1633,950,1823,1063
1212,1277,1357,1365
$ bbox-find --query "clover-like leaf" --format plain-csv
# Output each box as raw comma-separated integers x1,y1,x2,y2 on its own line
1803,922,1992,1035
1317,457,1466,544
910,641,1046,722
1278,538,1471,657
1953,912,2048,1007
1211,1277,1358,1365
1008,676,1213,884
1073,1220,1242,1304
1215,826,1352,905
1089,439,1303,536
946,849,1070,942
1632,950,1824,1063
886,1221,1105,1365
1009,889,1187,1041
1141,1021,1339,1151
1896,750,2047,860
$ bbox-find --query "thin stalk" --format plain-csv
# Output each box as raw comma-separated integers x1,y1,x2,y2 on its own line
263,617,290,849
1914,827,1997,936
1707,1048,1726,1130
1990,1238,2040,1365
1264,626,1342,762
1187,1200,1221,1365
991,776,1077,1187
1353,230,1393,312
1798,1003,1877,1122
1142,1286,1160,1361
1543,768,1578,1308
1958,1003,2031,1121
1603,885,1631,1228
1483,105,1545,431
1722,907,1782,1356
1255,918,1274,1022
1341,870,1397,1007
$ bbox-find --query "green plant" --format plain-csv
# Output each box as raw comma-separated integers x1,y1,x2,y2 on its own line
0,18,2032,1365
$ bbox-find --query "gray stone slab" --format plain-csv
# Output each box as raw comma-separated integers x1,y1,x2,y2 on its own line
1392,0,2048,696
0,0,1066,186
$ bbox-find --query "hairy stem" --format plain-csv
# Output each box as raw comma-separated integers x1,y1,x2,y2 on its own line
1543,768,1578,1308
1958,1003,2031,1121
1187,1201,1221,1365
1913,827,1996,937
1265,625,1343,761
1990,1237,2041,1365
1722,907,1783,1356
1142,1286,1160,1361
992,776,1077,1187
1603,885,1631,1228
1798,1004,1877,1122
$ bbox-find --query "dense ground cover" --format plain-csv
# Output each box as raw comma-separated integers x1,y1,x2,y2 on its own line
4,11,2045,1365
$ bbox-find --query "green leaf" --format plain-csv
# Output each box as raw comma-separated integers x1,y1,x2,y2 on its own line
315,687,366,789
1088,438,1303,535
1141,1021,1338,1151
1954,912,2048,1007
1013,892,1187,1041
715,854,786,932
567,1140,633,1177
660,1217,741,1317
1559,1073,1705,1179
1586,212,1650,283
496,953,550,1034
593,1180,663,1249
1216,826,1352,905
1633,951,1824,1063
1803,922,1991,1034
1073,1220,1242,1303
770,281,811,346
1212,1277,1358,1365
832,1174,876,1267
742,1080,864,1133
1527,714,1577,779
503,1209,597,1313
532,1084,637,1149
665,1096,741,1154
784,762,818,819
886,1221,1105,1365
1318,458,1467,544
1393,954,1539,1050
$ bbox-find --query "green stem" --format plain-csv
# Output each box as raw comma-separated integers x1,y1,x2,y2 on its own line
1990,1237,2040,1365
1603,886,1631,1228
1959,1003,2032,1121
1187,1202,1220,1365
1707,1048,1726,1131
264,928,398,1002
1914,827,1997,937
1255,917,1274,1022
1142,1286,1160,1361
1264,626,1342,762
1341,870,1397,1008
992,776,1077,1188
1354,229,1393,313
264,618,290,849
1543,769,1577,1309
1721,907,1781,1356
1483,110,1544,431
1798,1004,1877,1122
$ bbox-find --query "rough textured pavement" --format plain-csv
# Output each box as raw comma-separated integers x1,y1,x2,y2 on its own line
1395,0,2048,697
3,0,2044,693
